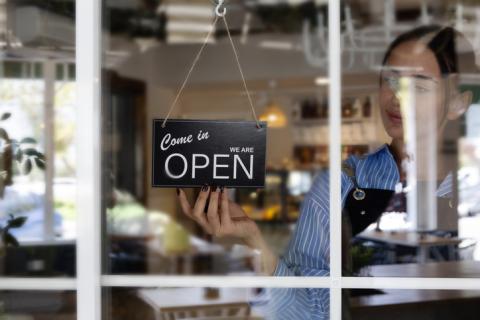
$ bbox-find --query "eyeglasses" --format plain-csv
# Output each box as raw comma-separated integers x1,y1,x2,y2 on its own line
381,73,439,95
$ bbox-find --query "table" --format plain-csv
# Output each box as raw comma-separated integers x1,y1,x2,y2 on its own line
2,238,76,276
350,261,480,320
138,288,255,320
350,289,480,320
357,230,462,263
18,238,76,247
147,236,225,274
365,260,480,278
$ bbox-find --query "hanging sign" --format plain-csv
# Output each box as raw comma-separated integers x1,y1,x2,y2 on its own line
152,119,267,188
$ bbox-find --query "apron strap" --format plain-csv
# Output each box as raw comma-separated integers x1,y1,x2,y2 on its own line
342,161,366,201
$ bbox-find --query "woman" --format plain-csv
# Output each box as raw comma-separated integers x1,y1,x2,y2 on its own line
177,25,476,319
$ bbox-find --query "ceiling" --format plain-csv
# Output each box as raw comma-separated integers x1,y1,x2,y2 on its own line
5,0,475,92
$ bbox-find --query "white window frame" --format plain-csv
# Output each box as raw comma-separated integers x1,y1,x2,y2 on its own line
1,1,480,320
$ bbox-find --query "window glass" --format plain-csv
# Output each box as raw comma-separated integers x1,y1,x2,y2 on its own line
102,0,331,279
0,1,76,277
341,0,480,278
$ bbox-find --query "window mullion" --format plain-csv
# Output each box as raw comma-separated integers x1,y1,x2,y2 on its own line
43,60,55,240
76,0,102,319
328,0,343,319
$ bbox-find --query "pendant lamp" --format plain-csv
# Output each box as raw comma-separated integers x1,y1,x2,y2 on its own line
259,101,288,128
259,80,287,128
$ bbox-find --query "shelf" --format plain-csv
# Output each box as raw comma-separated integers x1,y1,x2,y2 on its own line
293,143,371,147
292,117,373,127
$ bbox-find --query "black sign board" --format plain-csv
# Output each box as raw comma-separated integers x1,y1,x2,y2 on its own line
152,119,267,188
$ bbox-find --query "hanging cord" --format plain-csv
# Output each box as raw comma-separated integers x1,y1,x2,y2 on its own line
161,1,261,129
161,16,219,128
222,14,261,128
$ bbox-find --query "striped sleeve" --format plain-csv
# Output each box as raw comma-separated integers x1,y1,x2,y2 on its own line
266,172,331,319
266,161,356,319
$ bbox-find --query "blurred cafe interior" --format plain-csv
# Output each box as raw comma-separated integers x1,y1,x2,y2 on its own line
2,0,480,319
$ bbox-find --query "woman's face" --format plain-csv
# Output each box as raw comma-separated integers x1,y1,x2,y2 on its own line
379,40,447,140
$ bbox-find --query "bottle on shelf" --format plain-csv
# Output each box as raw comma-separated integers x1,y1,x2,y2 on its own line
362,96,372,118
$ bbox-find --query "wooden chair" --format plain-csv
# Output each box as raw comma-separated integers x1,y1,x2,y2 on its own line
160,303,250,320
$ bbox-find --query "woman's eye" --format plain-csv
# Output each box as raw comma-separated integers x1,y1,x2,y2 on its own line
383,76,397,88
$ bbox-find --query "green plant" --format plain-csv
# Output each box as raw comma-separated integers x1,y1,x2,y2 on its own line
0,215,27,248
0,111,45,250
350,244,374,276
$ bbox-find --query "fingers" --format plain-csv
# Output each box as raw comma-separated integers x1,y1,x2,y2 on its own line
176,185,232,237
191,184,213,234
176,188,193,219
207,186,221,235
220,186,232,228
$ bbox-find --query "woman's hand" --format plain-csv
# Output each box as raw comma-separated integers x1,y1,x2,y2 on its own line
176,185,260,246
176,185,278,275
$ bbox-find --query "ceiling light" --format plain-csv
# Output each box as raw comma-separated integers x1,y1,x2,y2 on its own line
314,77,329,86
259,40,294,51
167,22,214,33
158,0,215,44
160,5,213,18
259,101,288,128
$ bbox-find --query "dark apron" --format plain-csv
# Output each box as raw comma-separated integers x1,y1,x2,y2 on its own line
341,162,396,236
341,163,397,320
344,188,395,236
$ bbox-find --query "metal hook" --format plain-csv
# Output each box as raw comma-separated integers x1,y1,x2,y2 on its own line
215,0,226,17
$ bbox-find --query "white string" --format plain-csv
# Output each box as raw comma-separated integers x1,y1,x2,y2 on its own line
161,16,220,128
161,3,261,129
222,15,261,128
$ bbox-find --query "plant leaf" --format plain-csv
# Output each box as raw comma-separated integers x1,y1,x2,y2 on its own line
15,149,23,162
1,113,11,121
0,176,5,198
3,232,19,247
0,128,7,140
23,148,38,156
23,158,32,174
36,152,46,161
34,157,46,170
8,216,27,228
20,137,37,144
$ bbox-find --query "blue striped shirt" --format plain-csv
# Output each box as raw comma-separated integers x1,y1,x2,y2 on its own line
265,144,452,319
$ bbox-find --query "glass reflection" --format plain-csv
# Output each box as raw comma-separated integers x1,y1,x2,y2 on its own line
1,1,76,276
341,0,480,279
103,1,331,317
102,0,331,279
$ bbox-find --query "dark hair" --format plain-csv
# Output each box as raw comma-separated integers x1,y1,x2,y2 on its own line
382,25,478,75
